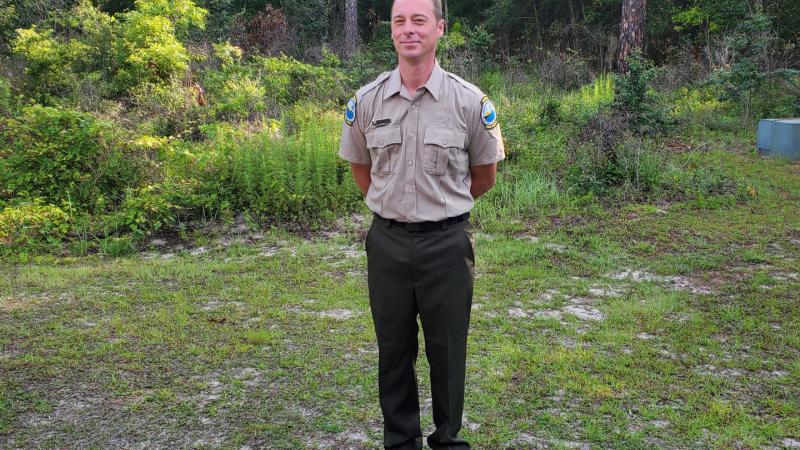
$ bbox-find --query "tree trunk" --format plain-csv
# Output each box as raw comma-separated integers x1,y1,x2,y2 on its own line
344,0,358,58
617,0,647,73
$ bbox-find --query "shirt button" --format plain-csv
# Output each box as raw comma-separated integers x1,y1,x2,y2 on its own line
407,187,414,194
409,132,415,138
411,105,417,111
407,160,414,166
410,216,415,221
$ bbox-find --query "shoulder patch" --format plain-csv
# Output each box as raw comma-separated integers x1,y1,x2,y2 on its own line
480,96,498,130
344,96,357,126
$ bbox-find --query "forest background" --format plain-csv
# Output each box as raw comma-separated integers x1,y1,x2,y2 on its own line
0,0,798,254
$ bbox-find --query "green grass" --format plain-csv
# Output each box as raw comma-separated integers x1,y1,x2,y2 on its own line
1,132,799,448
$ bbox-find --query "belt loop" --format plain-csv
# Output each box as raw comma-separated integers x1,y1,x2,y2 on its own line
440,220,447,230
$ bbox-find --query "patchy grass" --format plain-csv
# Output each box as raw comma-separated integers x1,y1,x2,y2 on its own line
1,144,799,449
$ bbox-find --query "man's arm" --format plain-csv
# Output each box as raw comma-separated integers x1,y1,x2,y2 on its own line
350,162,371,196
469,163,497,199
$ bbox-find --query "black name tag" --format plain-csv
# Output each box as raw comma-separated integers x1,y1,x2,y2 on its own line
371,118,391,127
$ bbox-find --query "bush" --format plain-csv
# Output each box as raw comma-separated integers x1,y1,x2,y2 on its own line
614,51,672,134
195,104,362,225
100,179,206,239
0,202,69,252
230,4,295,57
128,79,210,136
0,75,13,115
11,27,87,102
203,51,348,116
0,106,143,211
536,51,594,90
253,55,348,107
440,22,496,80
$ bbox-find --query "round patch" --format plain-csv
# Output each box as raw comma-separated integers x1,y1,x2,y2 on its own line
480,96,498,130
344,97,357,126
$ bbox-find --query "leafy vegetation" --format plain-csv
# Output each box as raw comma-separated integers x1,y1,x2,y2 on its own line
0,0,796,252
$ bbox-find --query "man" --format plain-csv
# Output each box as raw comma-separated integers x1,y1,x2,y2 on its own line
338,0,504,448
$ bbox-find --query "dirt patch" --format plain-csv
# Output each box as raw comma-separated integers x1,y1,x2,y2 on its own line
511,295,605,324
198,300,246,311
609,269,714,294
316,309,361,320
694,364,744,377
588,285,626,297
782,437,800,448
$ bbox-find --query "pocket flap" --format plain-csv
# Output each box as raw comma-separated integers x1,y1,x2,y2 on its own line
366,125,402,148
424,127,466,148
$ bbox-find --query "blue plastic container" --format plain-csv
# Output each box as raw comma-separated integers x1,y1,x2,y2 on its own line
757,118,800,161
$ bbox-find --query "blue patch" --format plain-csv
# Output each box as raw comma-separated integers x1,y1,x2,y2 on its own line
344,97,357,126
480,96,498,130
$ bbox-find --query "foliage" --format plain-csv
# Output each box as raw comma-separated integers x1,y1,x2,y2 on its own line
198,104,362,225
114,0,205,91
536,51,594,90
128,78,209,136
100,180,203,239
0,106,142,211
613,51,672,134
0,74,14,115
11,26,89,102
230,4,293,57
560,74,615,124
203,44,348,118
0,201,69,251
440,22,495,79
706,11,800,120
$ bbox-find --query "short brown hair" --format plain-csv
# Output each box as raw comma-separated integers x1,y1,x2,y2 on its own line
393,0,444,21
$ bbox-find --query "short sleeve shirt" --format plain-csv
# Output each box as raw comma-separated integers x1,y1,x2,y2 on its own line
338,61,505,222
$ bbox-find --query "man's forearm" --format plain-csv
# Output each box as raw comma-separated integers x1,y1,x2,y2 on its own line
350,163,371,196
469,163,497,200
470,182,493,199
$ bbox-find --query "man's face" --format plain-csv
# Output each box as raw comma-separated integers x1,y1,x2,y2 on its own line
390,0,444,64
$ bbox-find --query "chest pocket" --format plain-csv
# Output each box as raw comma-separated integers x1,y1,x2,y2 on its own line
366,125,402,175
423,127,467,176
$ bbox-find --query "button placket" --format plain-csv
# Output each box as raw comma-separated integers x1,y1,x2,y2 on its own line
404,99,418,222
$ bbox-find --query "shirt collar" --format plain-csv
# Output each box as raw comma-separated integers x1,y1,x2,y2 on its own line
383,60,444,102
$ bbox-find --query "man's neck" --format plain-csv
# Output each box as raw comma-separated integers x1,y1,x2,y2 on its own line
398,57,436,97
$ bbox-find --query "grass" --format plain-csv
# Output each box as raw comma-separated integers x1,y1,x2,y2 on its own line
1,132,799,449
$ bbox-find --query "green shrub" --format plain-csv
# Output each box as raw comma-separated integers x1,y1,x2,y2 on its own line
0,202,69,251
0,75,13,115
128,79,210,136
193,104,361,226
11,27,87,102
0,106,143,211
252,55,348,107
98,235,136,257
614,51,672,134
440,22,495,79
561,74,615,125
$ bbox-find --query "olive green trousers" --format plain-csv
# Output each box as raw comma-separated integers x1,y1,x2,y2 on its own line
365,214,475,450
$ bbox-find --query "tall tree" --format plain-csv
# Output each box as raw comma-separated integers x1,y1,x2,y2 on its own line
344,0,357,58
617,0,646,73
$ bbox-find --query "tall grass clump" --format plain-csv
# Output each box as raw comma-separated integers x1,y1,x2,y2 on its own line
473,170,569,227
215,103,362,225
560,74,615,124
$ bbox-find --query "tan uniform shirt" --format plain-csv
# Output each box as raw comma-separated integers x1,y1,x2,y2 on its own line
338,62,505,222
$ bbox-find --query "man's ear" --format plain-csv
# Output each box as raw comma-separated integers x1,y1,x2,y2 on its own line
437,19,445,37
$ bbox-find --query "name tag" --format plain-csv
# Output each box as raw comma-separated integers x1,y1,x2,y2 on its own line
371,118,391,127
